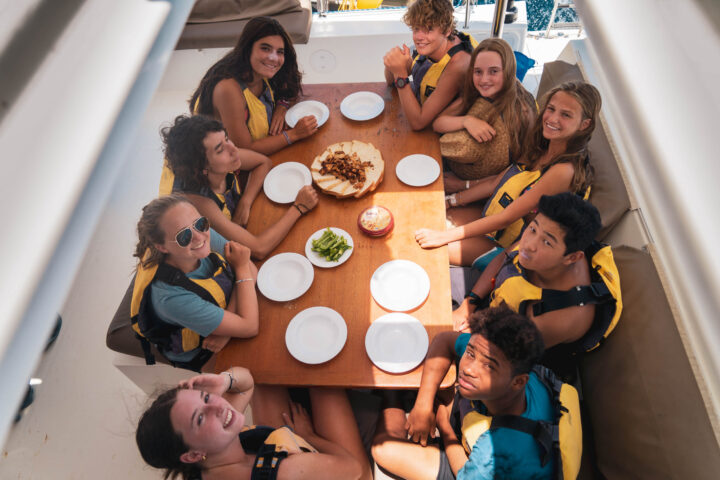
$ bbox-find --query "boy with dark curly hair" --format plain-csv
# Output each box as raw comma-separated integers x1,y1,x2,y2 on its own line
372,305,565,479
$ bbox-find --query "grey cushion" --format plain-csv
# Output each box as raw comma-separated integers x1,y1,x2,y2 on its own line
177,0,312,48
580,246,720,479
106,277,171,365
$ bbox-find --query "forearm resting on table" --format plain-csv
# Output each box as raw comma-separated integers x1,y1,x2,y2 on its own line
214,274,259,337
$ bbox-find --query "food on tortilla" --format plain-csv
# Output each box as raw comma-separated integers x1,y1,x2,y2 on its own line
311,141,384,198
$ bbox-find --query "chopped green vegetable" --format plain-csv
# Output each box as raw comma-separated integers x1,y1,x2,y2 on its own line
312,228,352,262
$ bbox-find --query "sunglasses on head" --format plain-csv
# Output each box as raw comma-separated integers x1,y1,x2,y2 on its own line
173,216,210,247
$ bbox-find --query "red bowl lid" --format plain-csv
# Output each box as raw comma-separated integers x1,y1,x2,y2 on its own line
358,206,394,236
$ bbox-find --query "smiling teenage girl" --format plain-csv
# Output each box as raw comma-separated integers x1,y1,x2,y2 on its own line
434,38,536,187
189,17,317,155
383,0,477,130
137,367,372,480
416,81,602,267
130,195,259,371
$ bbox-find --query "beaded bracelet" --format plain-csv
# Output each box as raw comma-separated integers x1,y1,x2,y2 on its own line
282,131,293,145
277,99,290,108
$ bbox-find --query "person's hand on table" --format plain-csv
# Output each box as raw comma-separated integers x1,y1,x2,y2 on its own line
179,372,229,396
463,117,496,143
415,228,452,249
384,45,412,78
294,185,319,214
443,172,467,194
289,115,318,142
202,334,231,353
406,404,436,447
270,104,288,136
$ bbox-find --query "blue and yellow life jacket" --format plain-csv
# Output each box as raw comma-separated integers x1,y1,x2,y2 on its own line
450,365,583,480
411,32,477,104
161,173,241,221
239,425,317,480
129,252,234,371
490,242,622,354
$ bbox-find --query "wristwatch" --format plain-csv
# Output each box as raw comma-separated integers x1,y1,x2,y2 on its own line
465,292,483,307
395,76,410,89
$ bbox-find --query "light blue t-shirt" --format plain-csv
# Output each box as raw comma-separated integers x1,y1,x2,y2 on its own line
454,334,555,480
150,229,229,362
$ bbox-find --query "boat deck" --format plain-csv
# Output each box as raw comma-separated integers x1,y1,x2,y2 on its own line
0,20,583,479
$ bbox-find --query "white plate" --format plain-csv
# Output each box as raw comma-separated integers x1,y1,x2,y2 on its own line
257,253,314,302
370,260,431,312
396,154,441,187
285,100,330,128
305,227,354,268
340,91,385,121
263,162,312,204
365,313,429,373
285,307,347,364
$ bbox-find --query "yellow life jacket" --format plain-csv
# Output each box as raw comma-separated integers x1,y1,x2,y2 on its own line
162,172,241,221
129,252,233,370
239,425,317,480
240,78,275,140
482,163,542,247
490,242,622,353
411,32,477,104
450,365,583,480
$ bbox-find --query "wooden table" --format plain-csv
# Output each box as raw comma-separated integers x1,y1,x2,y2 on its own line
216,82,455,388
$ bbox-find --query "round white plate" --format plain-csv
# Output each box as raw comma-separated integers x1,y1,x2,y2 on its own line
396,154,441,187
305,227,354,268
340,91,385,121
263,162,312,204
370,260,431,312
285,307,347,364
365,313,429,373
285,100,330,128
257,253,314,302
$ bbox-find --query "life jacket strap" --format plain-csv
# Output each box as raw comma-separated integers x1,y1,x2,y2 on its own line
251,444,288,480
532,282,613,317
136,334,156,366
490,415,555,467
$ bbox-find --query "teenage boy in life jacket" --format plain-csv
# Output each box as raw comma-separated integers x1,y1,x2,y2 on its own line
372,306,576,480
453,192,615,378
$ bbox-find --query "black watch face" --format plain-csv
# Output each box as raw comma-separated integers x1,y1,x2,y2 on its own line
396,77,408,88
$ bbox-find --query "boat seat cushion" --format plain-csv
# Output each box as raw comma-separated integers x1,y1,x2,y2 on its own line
537,61,630,240
106,277,170,365
579,246,720,479
176,0,312,49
